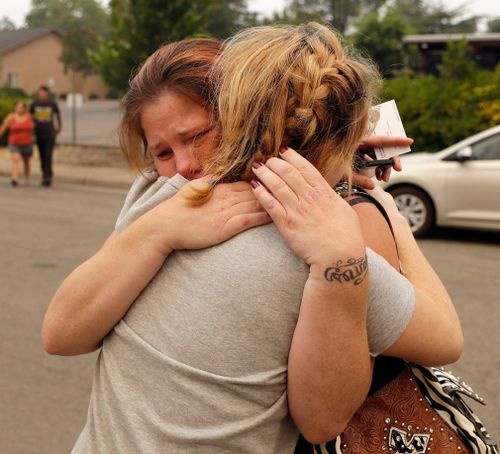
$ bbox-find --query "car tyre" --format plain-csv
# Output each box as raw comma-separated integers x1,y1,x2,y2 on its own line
389,186,434,238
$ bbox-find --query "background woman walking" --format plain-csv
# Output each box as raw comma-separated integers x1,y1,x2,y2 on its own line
0,100,35,186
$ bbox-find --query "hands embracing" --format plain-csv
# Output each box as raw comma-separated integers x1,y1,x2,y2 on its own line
250,147,366,270
148,179,271,254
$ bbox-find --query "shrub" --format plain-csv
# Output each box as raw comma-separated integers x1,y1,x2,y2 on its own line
382,43,500,152
0,86,28,98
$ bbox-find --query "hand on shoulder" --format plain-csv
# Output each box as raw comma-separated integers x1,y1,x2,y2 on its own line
146,178,271,253
250,147,366,268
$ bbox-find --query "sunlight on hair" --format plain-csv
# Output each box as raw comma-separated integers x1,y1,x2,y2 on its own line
191,22,382,204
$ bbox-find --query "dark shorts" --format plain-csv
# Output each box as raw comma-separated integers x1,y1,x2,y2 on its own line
9,144,33,158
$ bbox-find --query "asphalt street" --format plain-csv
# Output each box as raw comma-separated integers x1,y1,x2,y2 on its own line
1,177,499,453
1,179,126,454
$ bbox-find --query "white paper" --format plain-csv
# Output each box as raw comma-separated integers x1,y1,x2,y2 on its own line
369,99,411,159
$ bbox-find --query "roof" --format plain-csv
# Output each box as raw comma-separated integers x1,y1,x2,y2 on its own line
0,28,63,55
403,33,500,45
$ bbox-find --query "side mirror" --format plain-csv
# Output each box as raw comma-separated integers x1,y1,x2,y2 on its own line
454,146,472,162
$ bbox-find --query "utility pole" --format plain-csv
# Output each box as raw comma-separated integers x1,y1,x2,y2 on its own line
72,71,77,144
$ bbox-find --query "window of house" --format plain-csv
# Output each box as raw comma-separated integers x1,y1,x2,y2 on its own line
6,72,20,88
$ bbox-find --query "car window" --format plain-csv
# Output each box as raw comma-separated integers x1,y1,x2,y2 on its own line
471,133,500,160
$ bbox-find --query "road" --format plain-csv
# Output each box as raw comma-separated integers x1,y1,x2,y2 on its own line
1,177,499,453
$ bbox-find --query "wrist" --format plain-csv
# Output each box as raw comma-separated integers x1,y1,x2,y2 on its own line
309,247,368,285
391,214,414,237
390,211,408,224
125,210,174,257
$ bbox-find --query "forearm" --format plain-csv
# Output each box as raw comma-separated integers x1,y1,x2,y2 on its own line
0,117,11,136
287,251,372,444
43,180,271,356
42,210,172,356
384,214,463,364
392,215,447,299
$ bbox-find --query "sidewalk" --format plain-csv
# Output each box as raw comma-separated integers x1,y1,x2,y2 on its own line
0,146,137,189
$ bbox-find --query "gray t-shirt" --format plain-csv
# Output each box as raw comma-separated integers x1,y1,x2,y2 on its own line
73,173,414,454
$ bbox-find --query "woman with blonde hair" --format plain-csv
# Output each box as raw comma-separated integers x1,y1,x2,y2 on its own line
44,26,461,453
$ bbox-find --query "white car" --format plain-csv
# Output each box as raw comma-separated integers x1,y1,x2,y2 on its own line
380,125,500,237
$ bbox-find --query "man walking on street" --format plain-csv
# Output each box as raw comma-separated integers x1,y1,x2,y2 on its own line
30,86,61,186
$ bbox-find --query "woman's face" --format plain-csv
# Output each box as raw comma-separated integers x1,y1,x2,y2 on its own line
141,90,219,179
15,102,26,115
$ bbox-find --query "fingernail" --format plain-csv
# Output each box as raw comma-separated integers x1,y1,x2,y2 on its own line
252,162,262,169
250,180,260,189
279,146,288,155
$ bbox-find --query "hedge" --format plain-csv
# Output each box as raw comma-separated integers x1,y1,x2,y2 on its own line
382,65,500,152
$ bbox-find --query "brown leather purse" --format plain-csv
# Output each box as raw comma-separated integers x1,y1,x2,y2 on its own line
337,363,467,453
338,366,467,453
294,351,497,454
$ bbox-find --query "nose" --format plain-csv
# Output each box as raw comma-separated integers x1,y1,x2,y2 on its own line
175,150,202,180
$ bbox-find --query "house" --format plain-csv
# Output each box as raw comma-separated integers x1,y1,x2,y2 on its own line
0,28,108,99
403,33,500,75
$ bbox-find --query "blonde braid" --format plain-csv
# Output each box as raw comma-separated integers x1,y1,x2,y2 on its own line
188,23,381,204
281,36,367,176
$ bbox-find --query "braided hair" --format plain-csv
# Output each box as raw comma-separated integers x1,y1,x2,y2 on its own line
203,22,381,189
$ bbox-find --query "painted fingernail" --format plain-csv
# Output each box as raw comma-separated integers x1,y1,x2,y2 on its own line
252,162,262,169
250,180,260,189
279,146,288,154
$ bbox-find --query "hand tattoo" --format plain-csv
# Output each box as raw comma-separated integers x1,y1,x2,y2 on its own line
324,254,368,285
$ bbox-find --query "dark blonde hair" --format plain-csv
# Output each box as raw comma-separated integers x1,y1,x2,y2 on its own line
202,22,381,189
119,38,222,171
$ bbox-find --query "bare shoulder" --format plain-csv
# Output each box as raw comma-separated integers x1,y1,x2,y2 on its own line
345,196,399,270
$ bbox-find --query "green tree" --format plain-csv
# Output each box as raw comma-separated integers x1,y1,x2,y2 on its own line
252,8,299,26
26,0,109,77
287,0,330,24
438,39,478,81
351,9,409,76
487,17,500,32
326,0,384,33
391,0,479,34
207,0,256,39
274,0,385,33
90,0,211,94
0,16,16,31
381,42,498,153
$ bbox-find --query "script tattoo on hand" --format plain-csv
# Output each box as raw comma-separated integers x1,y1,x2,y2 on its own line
323,254,368,285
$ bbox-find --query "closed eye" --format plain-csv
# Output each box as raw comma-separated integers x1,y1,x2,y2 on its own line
156,149,173,160
189,126,214,144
